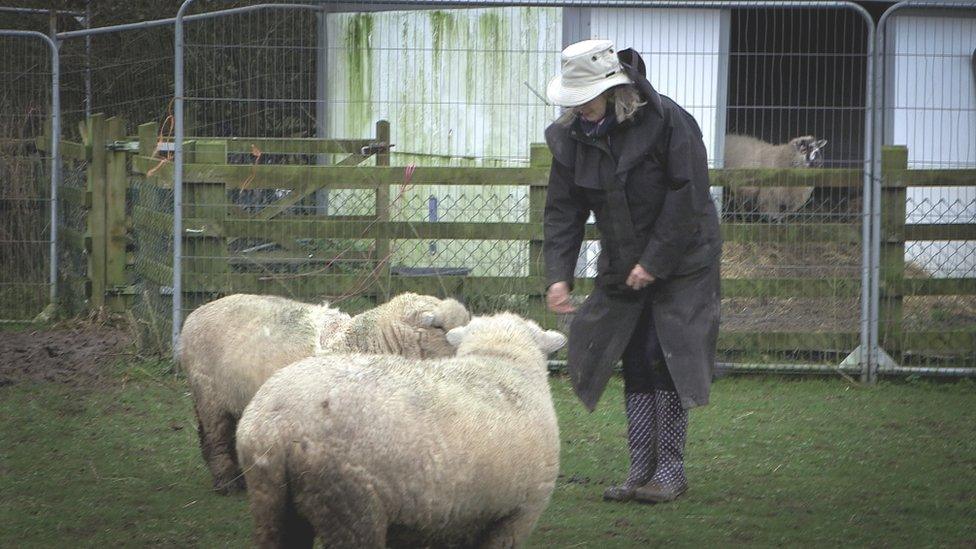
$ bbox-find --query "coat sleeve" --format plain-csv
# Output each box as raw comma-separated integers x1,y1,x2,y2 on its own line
638,111,710,280
543,159,589,290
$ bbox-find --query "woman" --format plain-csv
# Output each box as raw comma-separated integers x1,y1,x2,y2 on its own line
543,40,721,504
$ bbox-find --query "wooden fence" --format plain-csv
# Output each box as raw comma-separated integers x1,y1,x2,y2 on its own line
38,115,976,363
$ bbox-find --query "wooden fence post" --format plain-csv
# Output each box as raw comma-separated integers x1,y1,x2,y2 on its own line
85,114,107,309
104,117,129,312
529,144,552,328
880,146,908,353
137,121,158,158
529,144,550,280
182,140,228,309
375,120,391,300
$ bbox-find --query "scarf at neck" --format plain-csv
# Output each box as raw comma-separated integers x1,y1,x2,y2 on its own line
579,112,619,138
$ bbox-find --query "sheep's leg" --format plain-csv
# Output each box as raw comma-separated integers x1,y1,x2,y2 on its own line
195,402,245,494
277,505,315,549
300,473,388,549
245,456,311,549
251,501,313,549
194,404,213,464
477,506,544,549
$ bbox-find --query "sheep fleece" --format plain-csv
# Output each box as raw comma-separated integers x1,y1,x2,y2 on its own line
237,343,559,546
179,293,348,419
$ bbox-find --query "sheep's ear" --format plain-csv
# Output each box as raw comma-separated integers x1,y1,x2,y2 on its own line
539,330,567,354
813,139,827,151
445,326,467,347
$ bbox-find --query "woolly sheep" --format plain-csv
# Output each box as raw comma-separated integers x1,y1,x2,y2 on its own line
236,312,566,548
724,134,827,221
178,292,470,494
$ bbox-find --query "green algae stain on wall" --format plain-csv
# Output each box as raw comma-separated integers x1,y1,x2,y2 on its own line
344,13,374,138
478,11,510,161
429,10,458,67
328,8,559,275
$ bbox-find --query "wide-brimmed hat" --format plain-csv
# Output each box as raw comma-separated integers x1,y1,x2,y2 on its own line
546,39,633,107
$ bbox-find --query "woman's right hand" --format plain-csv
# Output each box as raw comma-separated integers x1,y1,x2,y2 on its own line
546,281,576,314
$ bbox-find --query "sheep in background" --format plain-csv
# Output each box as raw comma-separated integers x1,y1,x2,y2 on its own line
177,292,470,494
236,313,566,549
724,134,827,221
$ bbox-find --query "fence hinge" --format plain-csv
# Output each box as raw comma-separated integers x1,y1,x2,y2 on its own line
361,141,394,156
105,285,139,296
106,140,140,152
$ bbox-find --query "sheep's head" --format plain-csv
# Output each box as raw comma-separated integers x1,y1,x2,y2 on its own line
446,313,567,356
376,293,472,358
789,136,828,168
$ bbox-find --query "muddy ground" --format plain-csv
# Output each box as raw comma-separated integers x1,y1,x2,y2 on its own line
0,325,132,387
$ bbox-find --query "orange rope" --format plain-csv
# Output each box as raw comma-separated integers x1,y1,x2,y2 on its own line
145,98,175,178
238,143,263,191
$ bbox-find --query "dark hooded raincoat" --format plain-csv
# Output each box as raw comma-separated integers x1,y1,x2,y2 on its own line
543,49,722,411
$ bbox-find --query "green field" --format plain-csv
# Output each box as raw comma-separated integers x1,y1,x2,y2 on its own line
2,359,974,547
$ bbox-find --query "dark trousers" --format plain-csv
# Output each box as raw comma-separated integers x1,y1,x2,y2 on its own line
621,300,676,394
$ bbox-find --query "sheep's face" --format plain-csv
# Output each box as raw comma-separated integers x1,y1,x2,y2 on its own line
790,136,828,168
383,294,472,358
446,313,567,355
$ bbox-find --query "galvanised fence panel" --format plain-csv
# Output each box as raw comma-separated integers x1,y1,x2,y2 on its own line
0,30,59,323
874,1,976,374
169,1,874,376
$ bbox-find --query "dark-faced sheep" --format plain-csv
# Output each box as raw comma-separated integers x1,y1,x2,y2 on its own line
177,292,470,494
236,313,566,549
724,134,827,221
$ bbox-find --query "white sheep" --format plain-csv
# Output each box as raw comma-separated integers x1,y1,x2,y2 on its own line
724,134,827,221
236,312,566,548
177,292,470,494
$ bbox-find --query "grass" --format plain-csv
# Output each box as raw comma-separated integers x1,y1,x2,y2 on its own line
1,363,975,547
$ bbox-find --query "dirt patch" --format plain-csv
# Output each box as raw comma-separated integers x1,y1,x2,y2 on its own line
0,325,132,387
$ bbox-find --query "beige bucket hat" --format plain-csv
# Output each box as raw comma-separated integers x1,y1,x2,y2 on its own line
546,39,634,107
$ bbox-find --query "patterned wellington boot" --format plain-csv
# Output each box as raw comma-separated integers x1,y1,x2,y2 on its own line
634,389,688,503
603,392,656,502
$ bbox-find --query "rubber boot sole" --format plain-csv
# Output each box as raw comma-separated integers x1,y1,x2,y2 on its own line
633,482,688,504
602,485,638,502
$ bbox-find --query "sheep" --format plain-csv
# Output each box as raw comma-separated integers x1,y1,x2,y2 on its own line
177,292,470,494
319,292,470,358
236,312,566,549
724,134,827,221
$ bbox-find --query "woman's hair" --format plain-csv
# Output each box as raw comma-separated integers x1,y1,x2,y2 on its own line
555,84,646,127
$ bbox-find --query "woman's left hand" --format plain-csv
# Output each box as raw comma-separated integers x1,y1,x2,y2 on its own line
626,264,656,290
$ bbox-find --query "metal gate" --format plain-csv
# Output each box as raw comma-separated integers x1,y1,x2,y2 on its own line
871,0,976,376
0,29,60,322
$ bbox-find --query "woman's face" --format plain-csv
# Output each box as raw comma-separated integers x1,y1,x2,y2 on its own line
575,93,608,122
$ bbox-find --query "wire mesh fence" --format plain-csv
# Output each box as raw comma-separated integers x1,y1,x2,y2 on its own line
58,145,88,314
172,2,557,334
0,32,54,322
0,0,973,375
54,16,177,348
169,1,875,370
705,5,869,368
